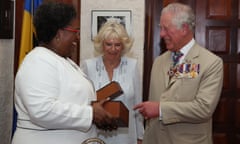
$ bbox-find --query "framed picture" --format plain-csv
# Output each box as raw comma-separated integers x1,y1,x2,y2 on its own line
91,10,132,39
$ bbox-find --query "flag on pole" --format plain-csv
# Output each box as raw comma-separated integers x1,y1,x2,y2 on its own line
18,0,43,66
13,0,43,134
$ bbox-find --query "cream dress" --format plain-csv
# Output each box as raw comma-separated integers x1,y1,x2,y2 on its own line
81,56,144,144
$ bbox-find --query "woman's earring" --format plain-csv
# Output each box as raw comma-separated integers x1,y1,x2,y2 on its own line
56,37,60,41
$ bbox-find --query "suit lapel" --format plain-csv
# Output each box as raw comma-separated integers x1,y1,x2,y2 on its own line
163,52,173,88
183,43,200,63
167,43,200,88
164,64,171,88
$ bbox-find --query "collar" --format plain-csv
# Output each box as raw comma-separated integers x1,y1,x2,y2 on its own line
179,38,195,56
177,38,195,63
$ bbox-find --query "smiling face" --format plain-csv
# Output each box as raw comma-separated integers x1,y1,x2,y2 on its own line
102,38,123,62
159,13,186,52
56,18,80,58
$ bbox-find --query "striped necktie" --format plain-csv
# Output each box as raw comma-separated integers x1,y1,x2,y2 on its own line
172,51,183,66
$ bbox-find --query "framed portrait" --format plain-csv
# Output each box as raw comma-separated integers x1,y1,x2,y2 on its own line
91,10,132,39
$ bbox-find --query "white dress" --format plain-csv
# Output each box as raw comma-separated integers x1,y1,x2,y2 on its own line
12,47,97,144
81,56,144,144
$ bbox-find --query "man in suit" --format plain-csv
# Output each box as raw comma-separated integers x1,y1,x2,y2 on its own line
134,2,223,144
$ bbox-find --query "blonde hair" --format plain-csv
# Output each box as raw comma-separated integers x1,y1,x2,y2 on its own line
93,21,134,55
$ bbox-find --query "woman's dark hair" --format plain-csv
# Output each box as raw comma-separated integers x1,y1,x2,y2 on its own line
33,2,77,44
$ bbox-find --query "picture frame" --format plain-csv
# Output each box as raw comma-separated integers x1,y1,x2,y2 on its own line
91,10,132,39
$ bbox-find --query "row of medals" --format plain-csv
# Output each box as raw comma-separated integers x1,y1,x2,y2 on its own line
168,63,200,78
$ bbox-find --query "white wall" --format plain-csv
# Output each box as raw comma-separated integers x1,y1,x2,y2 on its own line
0,1,15,143
0,39,14,144
80,0,145,82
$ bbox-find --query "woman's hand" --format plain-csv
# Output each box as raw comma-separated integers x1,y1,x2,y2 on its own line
92,99,118,131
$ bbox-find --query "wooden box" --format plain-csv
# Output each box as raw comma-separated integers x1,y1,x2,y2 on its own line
96,81,123,101
95,81,129,127
102,101,129,127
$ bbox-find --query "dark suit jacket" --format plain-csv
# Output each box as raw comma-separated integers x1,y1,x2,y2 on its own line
143,43,223,144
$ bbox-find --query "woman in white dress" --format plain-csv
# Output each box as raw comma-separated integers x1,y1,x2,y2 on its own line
81,21,144,144
12,2,116,144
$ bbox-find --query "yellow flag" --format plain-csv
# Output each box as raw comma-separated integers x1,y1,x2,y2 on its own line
18,0,42,66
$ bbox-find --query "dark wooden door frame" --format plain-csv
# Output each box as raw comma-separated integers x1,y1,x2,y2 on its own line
143,0,162,101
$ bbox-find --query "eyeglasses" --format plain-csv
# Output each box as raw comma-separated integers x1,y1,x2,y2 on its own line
63,27,80,35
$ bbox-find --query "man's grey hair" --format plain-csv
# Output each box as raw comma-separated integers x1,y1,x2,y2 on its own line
161,3,195,32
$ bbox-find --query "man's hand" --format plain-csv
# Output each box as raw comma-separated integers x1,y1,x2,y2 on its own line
134,101,160,119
